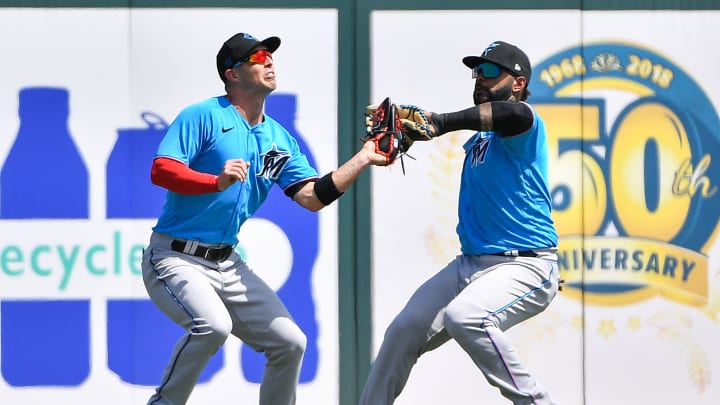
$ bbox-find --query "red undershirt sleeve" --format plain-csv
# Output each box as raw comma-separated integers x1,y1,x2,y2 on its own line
151,157,220,195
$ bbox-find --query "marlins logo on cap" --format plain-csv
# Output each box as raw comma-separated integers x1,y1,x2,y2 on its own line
216,32,281,80
462,41,532,83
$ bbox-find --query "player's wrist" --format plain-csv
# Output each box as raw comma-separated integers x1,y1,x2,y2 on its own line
314,172,344,205
429,112,445,136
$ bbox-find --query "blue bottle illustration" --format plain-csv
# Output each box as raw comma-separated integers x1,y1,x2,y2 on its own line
106,112,169,218
242,93,320,382
0,87,89,219
105,112,222,385
106,299,223,385
1,300,90,386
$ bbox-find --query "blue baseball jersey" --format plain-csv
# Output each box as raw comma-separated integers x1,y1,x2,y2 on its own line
457,103,558,255
152,96,318,245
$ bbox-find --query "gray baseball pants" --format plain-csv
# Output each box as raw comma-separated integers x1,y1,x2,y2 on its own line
360,252,560,405
142,232,306,405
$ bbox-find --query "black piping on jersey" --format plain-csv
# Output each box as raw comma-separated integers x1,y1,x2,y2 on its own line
479,265,556,404
224,180,248,242
224,123,255,242
148,250,201,403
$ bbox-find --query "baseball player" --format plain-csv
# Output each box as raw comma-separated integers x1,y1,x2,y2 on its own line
360,41,563,404
141,32,388,405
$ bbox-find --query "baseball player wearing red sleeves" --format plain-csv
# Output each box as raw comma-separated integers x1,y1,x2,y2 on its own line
142,32,388,405
360,41,564,405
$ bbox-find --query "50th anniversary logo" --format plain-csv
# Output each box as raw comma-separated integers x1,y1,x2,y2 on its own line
532,41,720,308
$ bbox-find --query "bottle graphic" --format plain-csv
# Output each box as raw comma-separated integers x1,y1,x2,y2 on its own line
106,299,223,385
106,112,169,219
0,87,89,219
1,300,90,386
241,93,320,382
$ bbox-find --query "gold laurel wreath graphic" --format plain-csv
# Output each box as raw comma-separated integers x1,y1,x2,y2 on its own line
704,283,720,321
647,310,711,393
420,126,719,394
512,310,566,345
513,308,712,394
424,131,465,264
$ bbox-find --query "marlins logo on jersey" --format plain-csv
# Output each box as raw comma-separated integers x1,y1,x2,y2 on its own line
258,143,291,179
470,134,492,166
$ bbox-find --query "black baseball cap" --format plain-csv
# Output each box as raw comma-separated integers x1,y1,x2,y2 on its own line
216,32,281,80
462,41,531,83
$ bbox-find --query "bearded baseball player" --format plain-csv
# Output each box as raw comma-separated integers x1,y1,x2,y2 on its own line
360,41,563,404
141,32,388,405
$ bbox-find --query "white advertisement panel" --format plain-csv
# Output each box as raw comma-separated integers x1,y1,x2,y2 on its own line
0,8,339,405
370,10,720,405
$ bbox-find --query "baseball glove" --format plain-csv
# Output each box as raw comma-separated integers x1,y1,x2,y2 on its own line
396,104,436,141
366,103,435,146
363,97,406,166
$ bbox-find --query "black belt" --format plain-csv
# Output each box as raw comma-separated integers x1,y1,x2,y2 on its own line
489,250,539,257
170,239,234,262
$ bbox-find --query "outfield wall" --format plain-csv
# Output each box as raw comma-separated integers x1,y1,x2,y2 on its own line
0,2,718,405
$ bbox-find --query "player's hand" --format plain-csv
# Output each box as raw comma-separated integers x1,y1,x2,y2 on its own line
558,276,565,291
217,159,251,190
362,139,393,166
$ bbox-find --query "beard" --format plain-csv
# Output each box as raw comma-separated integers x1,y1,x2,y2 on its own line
473,82,513,105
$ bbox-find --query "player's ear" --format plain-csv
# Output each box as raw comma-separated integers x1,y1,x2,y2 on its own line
512,76,527,94
224,68,238,82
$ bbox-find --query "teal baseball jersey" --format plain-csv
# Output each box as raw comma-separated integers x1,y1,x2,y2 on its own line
152,96,317,245
457,103,558,254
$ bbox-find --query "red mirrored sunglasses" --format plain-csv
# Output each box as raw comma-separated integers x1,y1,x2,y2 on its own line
232,49,272,68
